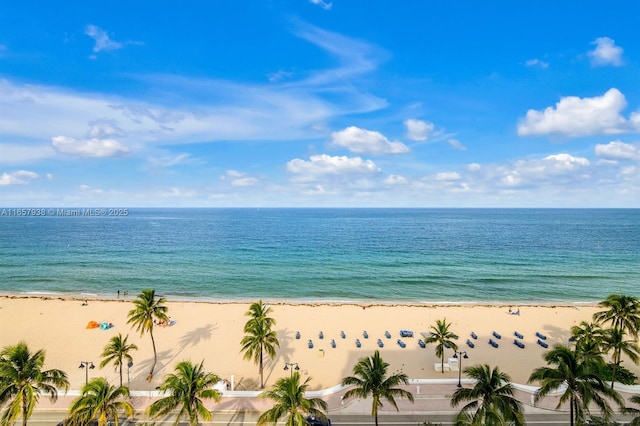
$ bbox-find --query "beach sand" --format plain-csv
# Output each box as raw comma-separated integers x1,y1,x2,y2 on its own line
2,295,628,396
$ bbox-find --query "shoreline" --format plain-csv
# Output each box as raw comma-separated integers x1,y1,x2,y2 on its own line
0,292,603,308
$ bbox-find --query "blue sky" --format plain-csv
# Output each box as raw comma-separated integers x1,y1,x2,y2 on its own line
1,1,639,207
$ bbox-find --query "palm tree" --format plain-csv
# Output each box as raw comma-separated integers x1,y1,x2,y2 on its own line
451,364,524,426
341,350,414,426
245,299,276,329
66,377,133,426
126,289,168,381
424,318,458,374
240,300,279,389
571,321,606,348
601,327,640,388
0,341,69,426
528,344,623,426
99,333,138,388
593,294,640,337
147,360,221,426
257,371,327,425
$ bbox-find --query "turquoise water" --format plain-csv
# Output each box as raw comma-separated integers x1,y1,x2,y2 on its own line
0,208,638,303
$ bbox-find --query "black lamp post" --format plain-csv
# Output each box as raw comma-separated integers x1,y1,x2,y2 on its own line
283,362,300,378
78,361,95,385
452,351,468,388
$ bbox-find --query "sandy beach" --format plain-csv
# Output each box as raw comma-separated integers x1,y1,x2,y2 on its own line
2,295,630,395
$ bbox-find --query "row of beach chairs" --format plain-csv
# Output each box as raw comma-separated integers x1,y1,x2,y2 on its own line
297,329,413,340
466,330,549,350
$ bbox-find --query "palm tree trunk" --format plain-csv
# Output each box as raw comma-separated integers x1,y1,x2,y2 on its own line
149,328,157,381
611,361,617,389
22,393,28,426
119,363,123,388
259,349,264,389
570,397,574,426
441,354,445,374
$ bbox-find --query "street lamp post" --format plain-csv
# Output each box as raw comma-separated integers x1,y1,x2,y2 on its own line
78,361,95,385
452,351,468,388
283,362,300,378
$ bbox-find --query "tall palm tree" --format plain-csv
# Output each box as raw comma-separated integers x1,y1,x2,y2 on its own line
593,294,640,337
601,327,640,388
240,300,279,389
66,377,133,426
126,289,168,381
99,333,138,388
0,341,69,426
424,318,458,374
147,360,221,426
257,371,327,426
528,344,623,426
341,350,414,426
451,364,524,426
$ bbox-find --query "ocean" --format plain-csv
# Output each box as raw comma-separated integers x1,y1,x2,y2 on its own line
0,208,638,303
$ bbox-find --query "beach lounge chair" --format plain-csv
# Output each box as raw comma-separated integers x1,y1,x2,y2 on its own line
466,339,475,348
340,330,346,339
514,339,525,349
363,331,368,338
537,339,548,348
400,330,414,337
535,332,547,340
385,330,391,338
319,331,324,339
492,331,501,339
418,339,426,348
397,339,406,348
514,331,524,339
295,331,301,339
308,339,314,349
471,332,478,339
377,338,384,348
444,342,451,348
355,339,361,348
489,339,499,348
331,339,336,348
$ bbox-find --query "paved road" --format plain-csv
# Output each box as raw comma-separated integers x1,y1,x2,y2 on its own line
27,410,635,425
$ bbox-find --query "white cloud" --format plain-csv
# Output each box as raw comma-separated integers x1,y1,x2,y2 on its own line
147,153,196,168
467,163,481,171
588,37,623,67
384,174,408,185
222,170,259,187
595,140,640,161
0,170,39,186
309,0,332,10
331,126,409,155
85,25,124,56
525,58,549,69
52,136,131,157
543,153,590,170
435,172,461,181
287,154,380,182
447,138,467,151
517,88,634,137
404,119,435,141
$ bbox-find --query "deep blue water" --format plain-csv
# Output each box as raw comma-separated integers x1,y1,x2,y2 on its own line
0,208,638,303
